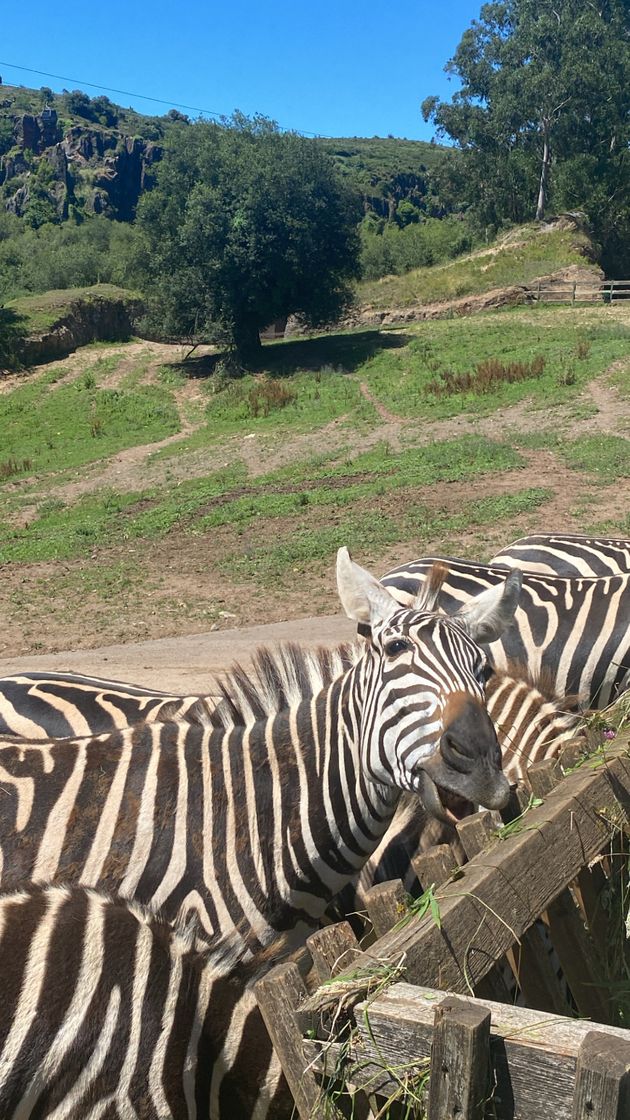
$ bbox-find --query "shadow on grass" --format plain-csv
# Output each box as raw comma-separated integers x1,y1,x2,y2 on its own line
0,306,28,373
175,329,411,380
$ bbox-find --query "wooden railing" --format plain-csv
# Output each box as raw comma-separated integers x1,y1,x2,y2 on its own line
255,737,630,1119
531,279,630,303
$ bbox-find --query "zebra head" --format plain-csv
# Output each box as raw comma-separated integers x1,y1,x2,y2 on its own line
337,547,521,821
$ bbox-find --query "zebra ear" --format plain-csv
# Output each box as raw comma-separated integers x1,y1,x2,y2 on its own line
336,548,400,625
453,568,522,644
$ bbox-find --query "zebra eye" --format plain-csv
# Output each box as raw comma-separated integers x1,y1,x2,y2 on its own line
478,662,494,685
384,637,413,656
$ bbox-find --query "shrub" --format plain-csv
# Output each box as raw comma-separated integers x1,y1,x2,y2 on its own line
427,355,545,397
247,378,297,417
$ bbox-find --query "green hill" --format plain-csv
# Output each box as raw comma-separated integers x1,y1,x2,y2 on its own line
0,82,448,227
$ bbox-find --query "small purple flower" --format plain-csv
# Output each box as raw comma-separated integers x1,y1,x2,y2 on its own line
603,728,617,740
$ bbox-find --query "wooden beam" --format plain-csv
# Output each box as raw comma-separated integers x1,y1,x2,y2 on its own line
343,750,630,993
304,981,630,1120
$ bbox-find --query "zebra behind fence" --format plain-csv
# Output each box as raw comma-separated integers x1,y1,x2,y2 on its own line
490,532,630,577
375,555,630,707
0,883,290,1120
0,549,517,956
336,661,585,912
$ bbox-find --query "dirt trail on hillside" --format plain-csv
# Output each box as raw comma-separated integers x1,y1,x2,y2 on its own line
2,326,629,661
5,349,629,517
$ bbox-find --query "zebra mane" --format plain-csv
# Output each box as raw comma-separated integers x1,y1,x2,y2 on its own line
411,560,449,613
214,641,362,728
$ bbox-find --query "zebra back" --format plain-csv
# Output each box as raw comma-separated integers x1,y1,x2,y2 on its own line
0,883,290,1119
378,555,630,707
0,670,218,738
490,533,630,577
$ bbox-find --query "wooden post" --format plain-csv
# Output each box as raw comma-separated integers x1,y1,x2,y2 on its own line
572,1030,630,1120
255,962,324,1119
427,997,491,1120
412,843,459,889
456,810,498,860
500,781,531,822
527,756,563,798
364,879,408,938
573,281,577,303
306,922,360,983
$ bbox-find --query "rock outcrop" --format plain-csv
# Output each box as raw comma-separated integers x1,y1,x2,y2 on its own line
1,103,162,222
17,292,144,366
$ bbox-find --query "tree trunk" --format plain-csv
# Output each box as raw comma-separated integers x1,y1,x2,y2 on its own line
233,316,262,367
536,123,551,221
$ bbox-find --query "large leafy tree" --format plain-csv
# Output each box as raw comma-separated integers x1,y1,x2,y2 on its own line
422,1,630,270
134,115,361,364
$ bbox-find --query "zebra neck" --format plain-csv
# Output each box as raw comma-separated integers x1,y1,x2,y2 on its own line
223,667,401,941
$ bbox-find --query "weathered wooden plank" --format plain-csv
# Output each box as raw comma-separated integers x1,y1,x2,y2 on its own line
412,843,459,889
546,888,611,1023
345,751,630,993
302,981,630,1120
506,922,573,1015
364,879,408,939
255,962,323,1119
306,922,360,983
572,1030,630,1120
427,997,491,1120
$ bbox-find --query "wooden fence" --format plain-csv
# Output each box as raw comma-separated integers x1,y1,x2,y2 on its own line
530,279,630,303
255,737,630,1118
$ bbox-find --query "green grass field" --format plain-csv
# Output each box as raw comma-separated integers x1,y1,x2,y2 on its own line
1,297,628,652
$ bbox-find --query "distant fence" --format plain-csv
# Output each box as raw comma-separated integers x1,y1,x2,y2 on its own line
531,279,630,303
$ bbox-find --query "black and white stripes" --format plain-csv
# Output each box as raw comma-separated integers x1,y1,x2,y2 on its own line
0,883,288,1119
378,555,630,706
490,532,630,577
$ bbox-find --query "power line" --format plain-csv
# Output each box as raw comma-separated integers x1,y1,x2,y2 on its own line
0,60,323,137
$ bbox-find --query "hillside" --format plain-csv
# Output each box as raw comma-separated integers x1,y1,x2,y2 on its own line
351,217,602,323
0,301,628,656
0,82,448,226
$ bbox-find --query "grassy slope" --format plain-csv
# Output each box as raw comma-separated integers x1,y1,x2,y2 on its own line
357,222,596,309
7,284,140,333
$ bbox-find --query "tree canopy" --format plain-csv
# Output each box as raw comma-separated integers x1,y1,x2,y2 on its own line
422,0,630,272
134,115,362,363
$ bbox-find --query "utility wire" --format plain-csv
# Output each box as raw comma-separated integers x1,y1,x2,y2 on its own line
0,60,323,137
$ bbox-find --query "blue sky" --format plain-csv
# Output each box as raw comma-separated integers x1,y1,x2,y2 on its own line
0,2,482,140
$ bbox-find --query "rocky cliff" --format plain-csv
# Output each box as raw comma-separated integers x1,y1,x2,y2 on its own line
0,87,164,223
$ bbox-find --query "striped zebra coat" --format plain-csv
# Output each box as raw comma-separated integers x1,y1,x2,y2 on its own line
376,556,630,707
0,550,516,953
490,532,630,577
0,670,217,739
0,883,290,1120
342,662,584,907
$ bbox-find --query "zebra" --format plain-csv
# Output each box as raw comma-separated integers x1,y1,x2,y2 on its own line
0,549,517,956
373,555,630,707
0,882,291,1119
335,661,584,911
489,532,630,577
0,669,218,739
